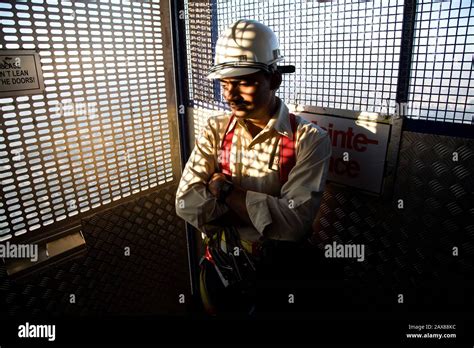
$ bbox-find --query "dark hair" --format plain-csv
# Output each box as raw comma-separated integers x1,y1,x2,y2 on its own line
263,66,282,90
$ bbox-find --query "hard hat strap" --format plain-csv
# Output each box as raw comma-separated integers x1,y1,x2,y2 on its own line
209,61,272,74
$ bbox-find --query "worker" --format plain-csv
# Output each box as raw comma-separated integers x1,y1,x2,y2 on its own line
175,19,332,316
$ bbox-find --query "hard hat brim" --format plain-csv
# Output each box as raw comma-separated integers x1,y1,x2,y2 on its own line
206,67,261,80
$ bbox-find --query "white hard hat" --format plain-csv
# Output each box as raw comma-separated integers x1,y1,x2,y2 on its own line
207,19,294,79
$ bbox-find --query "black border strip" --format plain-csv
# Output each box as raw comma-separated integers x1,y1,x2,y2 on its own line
403,118,474,139
170,0,200,303
170,1,190,166
396,0,416,105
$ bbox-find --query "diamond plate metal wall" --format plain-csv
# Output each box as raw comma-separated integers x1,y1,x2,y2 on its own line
0,184,190,317
311,130,473,310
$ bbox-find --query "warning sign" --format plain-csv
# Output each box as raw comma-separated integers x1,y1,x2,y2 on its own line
0,50,44,97
289,102,404,197
297,111,391,195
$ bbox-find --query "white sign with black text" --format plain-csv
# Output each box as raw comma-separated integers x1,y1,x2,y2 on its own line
0,50,44,97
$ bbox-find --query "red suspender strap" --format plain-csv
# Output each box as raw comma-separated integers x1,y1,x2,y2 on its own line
219,113,297,184
279,113,297,185
220,115,235,177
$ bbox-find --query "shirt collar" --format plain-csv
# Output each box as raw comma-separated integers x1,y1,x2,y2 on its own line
272,98,293,139
226,114,239,134
228,98,293,139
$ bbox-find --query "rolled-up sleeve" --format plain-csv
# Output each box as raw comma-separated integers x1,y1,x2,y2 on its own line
175,117,229,234
246,129,331,241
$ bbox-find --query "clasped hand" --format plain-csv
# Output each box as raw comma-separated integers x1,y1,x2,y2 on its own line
207,172,228,199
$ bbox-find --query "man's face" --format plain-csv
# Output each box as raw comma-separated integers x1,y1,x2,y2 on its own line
219,71,274,119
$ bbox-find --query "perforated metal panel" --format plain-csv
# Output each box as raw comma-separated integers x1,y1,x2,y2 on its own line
0,0,180,240
408,0,473,124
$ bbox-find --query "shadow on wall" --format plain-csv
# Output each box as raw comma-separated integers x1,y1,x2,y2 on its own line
309,130,473,311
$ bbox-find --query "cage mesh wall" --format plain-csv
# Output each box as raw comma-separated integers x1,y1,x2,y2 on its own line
185,0,473,126
408,0,473,124
186,1,406,115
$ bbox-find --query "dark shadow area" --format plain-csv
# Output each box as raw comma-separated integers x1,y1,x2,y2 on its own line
0,184,190,318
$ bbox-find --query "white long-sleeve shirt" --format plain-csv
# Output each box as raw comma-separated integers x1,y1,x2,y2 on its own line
175,98,331,243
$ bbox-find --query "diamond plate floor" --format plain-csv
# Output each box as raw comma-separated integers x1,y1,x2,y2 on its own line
0,184,190,317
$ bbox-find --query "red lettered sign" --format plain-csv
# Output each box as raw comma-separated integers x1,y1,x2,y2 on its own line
299,112,391,194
